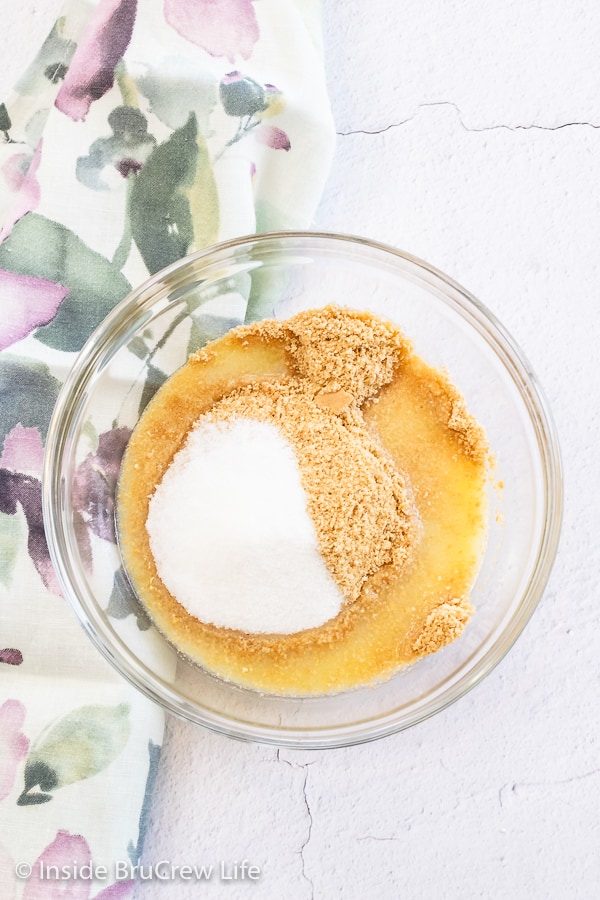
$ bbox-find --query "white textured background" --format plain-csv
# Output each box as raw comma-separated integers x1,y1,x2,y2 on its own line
3,2,600,898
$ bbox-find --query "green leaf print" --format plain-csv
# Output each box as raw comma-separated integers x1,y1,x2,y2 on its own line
106,567,151,631
185,131,219,251
129,114,199,275
0,214,132,352
0,357,61,442
138,363,168,416
128,739,162,865
254,197,297,234
187,314,244,355
0,512,20,588
0,103,12,138
17,703,131,805
246,198,295,322
245,266,290,323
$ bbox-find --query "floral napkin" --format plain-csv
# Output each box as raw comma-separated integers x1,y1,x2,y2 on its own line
0,0,334,895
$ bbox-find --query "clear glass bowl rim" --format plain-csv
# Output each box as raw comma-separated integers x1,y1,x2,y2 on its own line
42,230,563,748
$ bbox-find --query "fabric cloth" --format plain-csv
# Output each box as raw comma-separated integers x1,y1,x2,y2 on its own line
0,1,334,895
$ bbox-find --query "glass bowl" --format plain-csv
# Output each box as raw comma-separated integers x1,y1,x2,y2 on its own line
42,232,562,748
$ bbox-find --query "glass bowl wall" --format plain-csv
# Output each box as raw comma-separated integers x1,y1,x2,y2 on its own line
43,233,562,748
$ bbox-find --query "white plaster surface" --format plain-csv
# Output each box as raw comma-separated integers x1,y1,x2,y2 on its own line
2,1,600,898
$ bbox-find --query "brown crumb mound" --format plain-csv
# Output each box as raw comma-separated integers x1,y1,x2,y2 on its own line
190,306,421,606
411,597,473,654
202,377,418,604
410,358,488,463
232,305,412,403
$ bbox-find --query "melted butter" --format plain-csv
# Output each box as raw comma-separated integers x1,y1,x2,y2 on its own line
117,329,488,696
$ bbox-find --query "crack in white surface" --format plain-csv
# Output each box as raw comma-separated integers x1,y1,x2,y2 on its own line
498,767,600,807
357,834,401,842
300,767,315,900
337,101,600,137
276,751,315,899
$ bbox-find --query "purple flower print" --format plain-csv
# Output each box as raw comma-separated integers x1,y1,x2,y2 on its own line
216,73,289,157
0,700,29,802
17,831,137,898
0,141,43,240
255,123,291,151
0,427,44,597
0,374,96,593
55,0,138,122
77,107,156,190
0,469,63,595
0,649,23,666
95,883,136,898
24,832,85,899
164,0,259,63
1,152,32,193
21,830,135,898
0,269,68,351
0,425,44,474
72,427,131,542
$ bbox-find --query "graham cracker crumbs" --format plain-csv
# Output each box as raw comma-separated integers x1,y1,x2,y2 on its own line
119,303,490,692
232,305,411,402
447,398,488,462
412,359,488,463
189,305,489,633
202,377,417,605
411,597,473,655
189,307,420,606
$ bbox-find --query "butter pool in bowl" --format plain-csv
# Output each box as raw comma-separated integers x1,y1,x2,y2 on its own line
43,232,562,748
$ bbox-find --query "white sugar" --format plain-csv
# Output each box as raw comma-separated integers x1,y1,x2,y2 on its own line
146,417,344,634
